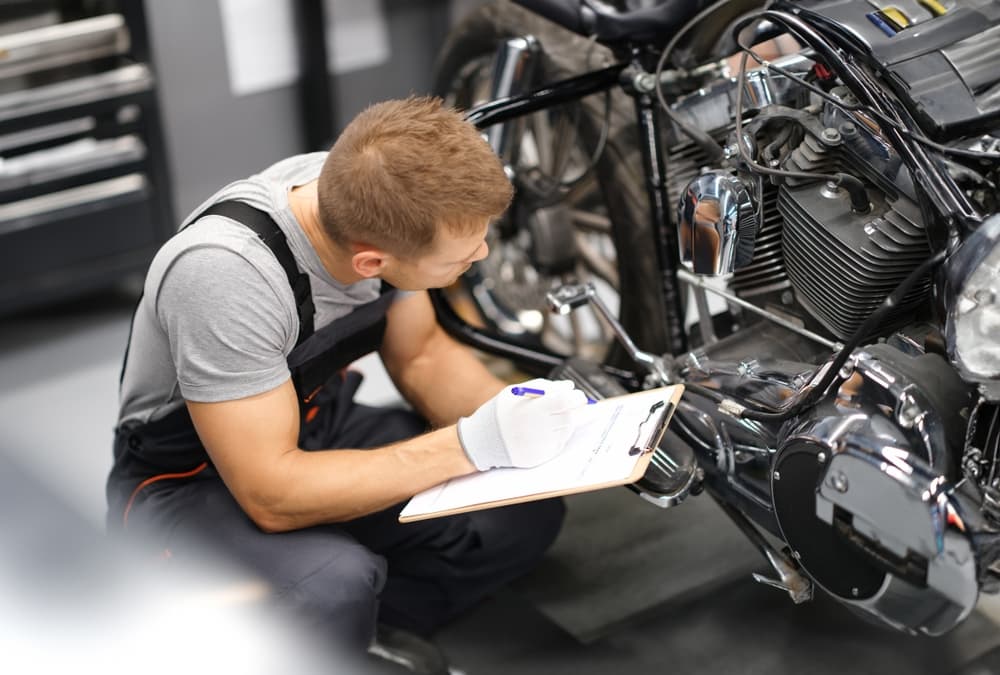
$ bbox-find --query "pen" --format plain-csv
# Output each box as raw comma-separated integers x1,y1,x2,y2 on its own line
510,386,597,404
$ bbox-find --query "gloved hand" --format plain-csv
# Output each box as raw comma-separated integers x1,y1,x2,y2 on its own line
457,378,590,471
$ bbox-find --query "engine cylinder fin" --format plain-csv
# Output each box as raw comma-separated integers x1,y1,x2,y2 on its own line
730,185,792,297
778,182,931,340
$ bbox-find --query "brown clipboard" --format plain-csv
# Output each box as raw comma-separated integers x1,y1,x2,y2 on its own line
398,384,684,523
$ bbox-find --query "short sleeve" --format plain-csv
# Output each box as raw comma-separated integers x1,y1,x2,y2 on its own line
155,244,297,403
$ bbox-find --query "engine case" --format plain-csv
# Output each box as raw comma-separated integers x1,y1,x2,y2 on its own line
772,343,978,635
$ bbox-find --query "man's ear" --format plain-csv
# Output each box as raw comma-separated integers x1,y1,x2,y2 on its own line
351,247,389,279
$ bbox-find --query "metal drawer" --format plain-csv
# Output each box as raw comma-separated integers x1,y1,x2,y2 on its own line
0,173,155,283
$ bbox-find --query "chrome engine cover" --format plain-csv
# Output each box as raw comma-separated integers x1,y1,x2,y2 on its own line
772,344,977,635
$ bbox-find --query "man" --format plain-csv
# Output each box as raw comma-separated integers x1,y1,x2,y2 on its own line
107,97,588,666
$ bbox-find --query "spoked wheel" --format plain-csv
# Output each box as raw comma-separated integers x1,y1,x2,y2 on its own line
433,0,671,370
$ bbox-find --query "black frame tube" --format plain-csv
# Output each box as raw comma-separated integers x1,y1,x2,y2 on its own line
630,47,688,355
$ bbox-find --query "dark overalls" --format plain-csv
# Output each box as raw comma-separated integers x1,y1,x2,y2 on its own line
106,202,565,650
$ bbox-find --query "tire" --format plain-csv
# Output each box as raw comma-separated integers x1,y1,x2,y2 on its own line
433,0,671,370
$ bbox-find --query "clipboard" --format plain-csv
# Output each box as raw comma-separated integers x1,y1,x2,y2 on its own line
399,384,684,523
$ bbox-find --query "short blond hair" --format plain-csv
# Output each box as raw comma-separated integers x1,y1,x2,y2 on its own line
317,96,512,257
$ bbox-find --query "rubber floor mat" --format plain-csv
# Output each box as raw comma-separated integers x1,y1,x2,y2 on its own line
512,485,763,642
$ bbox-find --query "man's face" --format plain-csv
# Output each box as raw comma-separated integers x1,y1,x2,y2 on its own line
380,220,490,291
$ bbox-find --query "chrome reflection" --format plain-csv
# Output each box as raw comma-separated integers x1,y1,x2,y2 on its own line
677,171,758,275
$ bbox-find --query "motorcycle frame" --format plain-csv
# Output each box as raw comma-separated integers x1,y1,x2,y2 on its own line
430,43,799,575
429,45,689,378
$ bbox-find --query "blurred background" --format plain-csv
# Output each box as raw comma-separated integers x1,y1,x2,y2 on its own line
3,2,1000,674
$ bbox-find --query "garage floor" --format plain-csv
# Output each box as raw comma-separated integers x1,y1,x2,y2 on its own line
2,285,999,675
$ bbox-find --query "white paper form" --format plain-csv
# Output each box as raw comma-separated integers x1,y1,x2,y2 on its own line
400,387,677,521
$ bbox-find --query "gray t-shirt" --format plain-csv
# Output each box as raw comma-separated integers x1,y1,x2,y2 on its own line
118,152,393,427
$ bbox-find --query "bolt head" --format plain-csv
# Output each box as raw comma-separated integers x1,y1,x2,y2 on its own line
817,452,827,463
831,472,849,493
821,127,842,144
773,471,781,481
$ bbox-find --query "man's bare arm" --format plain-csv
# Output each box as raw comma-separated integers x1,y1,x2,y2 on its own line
187,378,475,533
380,291,506,428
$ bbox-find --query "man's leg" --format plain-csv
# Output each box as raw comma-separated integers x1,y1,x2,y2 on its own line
345,497,565,635
125,477,387,652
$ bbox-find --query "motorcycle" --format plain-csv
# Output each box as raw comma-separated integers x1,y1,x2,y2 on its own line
429,0,1000,636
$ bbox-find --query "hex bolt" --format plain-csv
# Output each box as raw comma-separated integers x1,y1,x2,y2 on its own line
817,452,827,463
773,471,781,482
839,122,857,138
821,127,842,145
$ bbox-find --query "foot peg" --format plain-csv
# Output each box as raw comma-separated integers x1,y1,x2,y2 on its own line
546,282,672,386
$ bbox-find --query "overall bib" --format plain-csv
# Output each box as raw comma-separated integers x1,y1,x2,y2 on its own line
105,202,565,648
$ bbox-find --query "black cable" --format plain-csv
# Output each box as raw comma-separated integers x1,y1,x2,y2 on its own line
734,50,871,212
684,382,726,404
738,249,947,422
652,0,732,163
737,44,1000,163
736,9,984,221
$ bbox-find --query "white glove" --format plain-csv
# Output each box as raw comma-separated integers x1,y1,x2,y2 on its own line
457,378,589,471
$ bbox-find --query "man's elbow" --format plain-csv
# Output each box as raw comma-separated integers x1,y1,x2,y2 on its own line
249,509,296,533
233,482,301,533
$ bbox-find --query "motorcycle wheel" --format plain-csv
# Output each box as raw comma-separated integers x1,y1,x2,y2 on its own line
433,0,672,370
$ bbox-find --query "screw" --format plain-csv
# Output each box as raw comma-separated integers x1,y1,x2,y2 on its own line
792,550,802,560
896,394,922,429
781,290,794,305
832,472,849,493
773,471,781,481
839,122,857,137
817,452,827,463
851,587,859,597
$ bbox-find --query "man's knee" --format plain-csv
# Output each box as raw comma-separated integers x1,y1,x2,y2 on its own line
475,497,566,562
520,497,566,554
276,542,387,647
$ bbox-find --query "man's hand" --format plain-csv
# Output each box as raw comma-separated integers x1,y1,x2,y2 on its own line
457,378,589,471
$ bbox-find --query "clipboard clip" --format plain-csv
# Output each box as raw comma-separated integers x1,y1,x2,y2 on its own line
628,400,666,456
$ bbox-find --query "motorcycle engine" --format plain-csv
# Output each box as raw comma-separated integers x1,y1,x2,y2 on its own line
665,0,1000,635
669,0,1000,341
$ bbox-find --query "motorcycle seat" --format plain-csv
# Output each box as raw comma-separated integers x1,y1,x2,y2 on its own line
512,0,714,44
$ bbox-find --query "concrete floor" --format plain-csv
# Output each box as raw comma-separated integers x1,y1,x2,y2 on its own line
2,284,1000,674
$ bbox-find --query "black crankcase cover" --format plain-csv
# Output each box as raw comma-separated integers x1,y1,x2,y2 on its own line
772,440,887,600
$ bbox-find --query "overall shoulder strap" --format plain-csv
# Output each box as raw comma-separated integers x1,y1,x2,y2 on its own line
197,200,316,344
